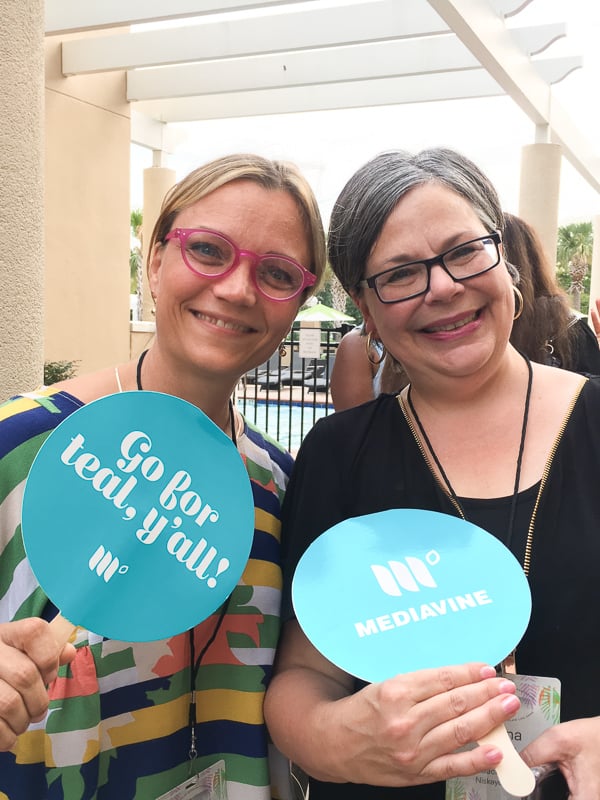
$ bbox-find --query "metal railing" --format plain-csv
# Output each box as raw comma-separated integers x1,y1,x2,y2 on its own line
235,326,345,453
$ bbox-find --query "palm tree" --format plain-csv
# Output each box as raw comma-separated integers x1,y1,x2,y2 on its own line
557,222,593,312
130,209,143,319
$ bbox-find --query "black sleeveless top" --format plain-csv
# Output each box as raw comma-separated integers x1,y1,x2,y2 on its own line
280,380,600,800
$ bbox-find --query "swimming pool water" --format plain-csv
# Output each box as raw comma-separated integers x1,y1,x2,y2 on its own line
237,400,332,452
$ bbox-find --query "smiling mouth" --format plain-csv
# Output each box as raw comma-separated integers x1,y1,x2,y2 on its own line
192,310,254,333
423,310,479,334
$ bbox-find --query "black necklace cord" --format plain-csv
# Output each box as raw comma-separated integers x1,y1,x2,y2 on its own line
136,349,148,391
136,349,237,445
506,356,533,545
407,354,533,552
187,600,230,760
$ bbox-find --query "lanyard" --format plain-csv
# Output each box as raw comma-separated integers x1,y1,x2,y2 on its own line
187,603,229,762
136,348,241,767
403,355,533,673
405,354,533,553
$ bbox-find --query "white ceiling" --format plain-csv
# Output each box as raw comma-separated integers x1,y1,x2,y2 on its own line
44,0,600,193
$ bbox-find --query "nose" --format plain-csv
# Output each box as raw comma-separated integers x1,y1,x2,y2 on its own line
212,257,258,306
424,262,463,302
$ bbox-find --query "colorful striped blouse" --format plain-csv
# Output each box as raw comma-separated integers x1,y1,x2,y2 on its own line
0,388,293,800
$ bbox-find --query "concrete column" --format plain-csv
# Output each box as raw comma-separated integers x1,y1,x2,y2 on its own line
0,0,44,399
141,165,176,321
45,37,131,375
518,142,562,267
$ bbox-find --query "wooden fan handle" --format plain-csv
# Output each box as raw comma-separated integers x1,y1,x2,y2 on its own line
478,723,535,797
49,613,78,649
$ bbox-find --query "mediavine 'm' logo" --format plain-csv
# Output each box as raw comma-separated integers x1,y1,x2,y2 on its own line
356,549,493,639
89,544,129,582
370,550,440,596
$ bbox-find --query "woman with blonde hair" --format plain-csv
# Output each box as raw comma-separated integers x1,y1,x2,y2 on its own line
0,153,326,798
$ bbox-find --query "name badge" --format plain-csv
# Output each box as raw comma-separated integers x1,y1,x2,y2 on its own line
446,674,561,800
156,760,227,800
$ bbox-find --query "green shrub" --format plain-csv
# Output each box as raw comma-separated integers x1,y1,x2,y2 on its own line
43,360,79,385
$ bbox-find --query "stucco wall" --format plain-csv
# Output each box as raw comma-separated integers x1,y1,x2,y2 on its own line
44,34,131,375
0,0,44,399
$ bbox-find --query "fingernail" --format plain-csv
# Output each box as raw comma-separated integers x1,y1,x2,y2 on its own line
480,665,497,679
501,695,520,714
498,679,516,694
485,747,503,764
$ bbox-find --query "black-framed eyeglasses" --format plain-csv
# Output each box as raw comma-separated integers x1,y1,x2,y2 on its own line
358,232,502,304
165,227,316,302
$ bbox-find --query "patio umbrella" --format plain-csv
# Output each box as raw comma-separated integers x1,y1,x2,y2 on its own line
295,302,354,323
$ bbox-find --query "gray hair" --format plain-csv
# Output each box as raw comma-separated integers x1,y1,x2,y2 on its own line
327,147,506,293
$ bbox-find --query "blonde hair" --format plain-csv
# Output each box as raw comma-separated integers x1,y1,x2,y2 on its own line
149,154,326,294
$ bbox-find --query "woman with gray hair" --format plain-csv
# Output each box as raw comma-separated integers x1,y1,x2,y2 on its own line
265,148,599,799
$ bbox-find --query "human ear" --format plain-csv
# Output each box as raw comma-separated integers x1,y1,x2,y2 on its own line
351,290,378,338
148,242,164,298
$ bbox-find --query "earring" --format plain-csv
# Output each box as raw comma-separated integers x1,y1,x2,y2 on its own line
279,341,287,358
513,286,524,321
366,331,386,366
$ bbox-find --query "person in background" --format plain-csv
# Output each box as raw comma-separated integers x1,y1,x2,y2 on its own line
265,147,600,799
330,324,382,410
330,211,600,412
504,212,600,375
331,321,408,410
0,154,326,799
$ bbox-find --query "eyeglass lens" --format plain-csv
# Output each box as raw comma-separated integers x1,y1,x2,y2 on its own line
375,236,499,302
181,229,306,299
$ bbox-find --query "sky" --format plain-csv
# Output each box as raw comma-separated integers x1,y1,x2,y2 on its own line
130,0,600,228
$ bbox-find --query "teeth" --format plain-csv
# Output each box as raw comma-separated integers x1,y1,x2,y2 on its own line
427,312,477,333
194,311,250,332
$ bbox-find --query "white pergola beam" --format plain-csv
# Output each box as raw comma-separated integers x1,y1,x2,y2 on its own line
61,0,446,75
46,0,316,35
130,110,189,150
510,23,565,56
126,36,577,102
127,37,476,101
52,0,598,194
534,56,581,85
427,0,600,192
428,0,550,123
131,70,508,122
488,0,534,17
547,103,600,192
